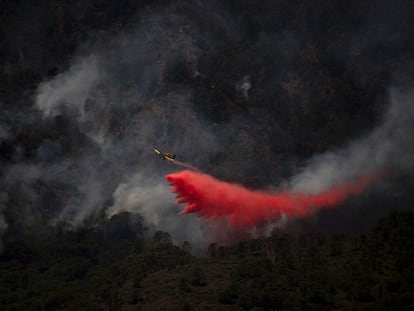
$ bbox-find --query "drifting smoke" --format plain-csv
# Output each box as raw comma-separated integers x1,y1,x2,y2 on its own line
289,88,414,193
235,75,251,99
107,172,204,246
2,0,412,250
108,174,173,225
166,170,385,229
29,4,226,247
0,192,8,252
164,87,414,234
0,123,9,142
35,56,102,118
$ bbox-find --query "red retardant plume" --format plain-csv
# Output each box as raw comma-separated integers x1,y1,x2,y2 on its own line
166,170,385,229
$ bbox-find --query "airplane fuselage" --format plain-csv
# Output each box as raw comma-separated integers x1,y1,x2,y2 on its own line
154,149,176,161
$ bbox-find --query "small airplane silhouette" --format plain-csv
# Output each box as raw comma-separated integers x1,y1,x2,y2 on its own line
154,148,176,161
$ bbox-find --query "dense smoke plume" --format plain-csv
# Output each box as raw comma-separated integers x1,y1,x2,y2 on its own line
36,57,103,118
289,88,414,193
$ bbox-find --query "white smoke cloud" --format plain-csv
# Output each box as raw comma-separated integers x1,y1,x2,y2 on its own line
57,174,104,225
35,56,102,118
107,172,204,246
2,160,106,227
289,87,414,193
108,177,172,225
235,75,251,99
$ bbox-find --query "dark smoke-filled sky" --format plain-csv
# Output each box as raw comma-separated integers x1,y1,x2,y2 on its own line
1,0,414,250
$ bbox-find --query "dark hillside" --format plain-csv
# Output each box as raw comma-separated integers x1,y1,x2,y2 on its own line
0,0,170,105
0,211,412,310
1,1,414,309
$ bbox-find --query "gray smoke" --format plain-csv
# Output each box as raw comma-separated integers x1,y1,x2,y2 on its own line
235,75,251,99
289,87,414,193
35,56,103,118
107,172,204,245
0,192,8,253
32,7,225,247
0,123,9,142
18,1,414,249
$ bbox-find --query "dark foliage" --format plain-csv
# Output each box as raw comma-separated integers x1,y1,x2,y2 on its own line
0,212,412,310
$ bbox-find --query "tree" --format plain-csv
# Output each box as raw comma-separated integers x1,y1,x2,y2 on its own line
152,230,171,244
182,241,192,253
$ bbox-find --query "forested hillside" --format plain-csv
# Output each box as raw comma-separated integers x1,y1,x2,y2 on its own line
0,211,413,310
1,1,414,310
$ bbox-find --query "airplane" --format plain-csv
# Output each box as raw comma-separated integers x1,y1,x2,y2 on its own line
154,148,176,161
